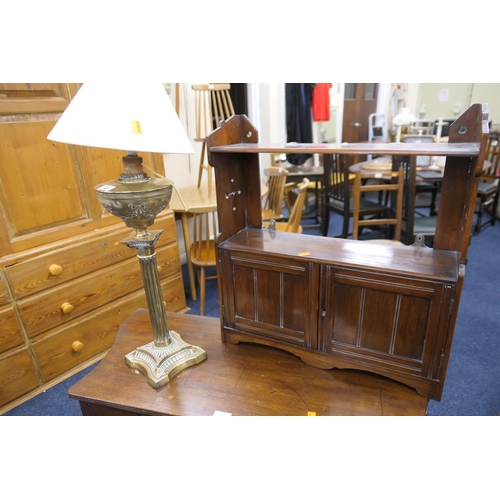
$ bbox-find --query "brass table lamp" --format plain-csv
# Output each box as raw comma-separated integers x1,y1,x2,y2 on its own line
48,83,206,388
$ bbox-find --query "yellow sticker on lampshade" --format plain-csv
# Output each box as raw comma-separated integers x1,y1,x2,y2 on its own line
131,121,142,134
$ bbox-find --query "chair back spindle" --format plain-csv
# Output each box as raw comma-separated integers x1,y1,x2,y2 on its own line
190,209,218,315
352,167,404,241
192,83,235,190
262,166,288,221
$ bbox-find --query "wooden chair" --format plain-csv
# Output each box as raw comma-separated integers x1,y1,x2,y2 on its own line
324,154,386,238
475,130,500,234
352,168,404,241
262,166,288,221
397,155,437,245
408,119,435,135
402,134,439,216
189,209,218,316
265,178,310,234
367,113,388,160
192,84,235,190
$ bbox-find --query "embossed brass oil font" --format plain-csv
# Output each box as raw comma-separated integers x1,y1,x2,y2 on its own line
48,83,206,388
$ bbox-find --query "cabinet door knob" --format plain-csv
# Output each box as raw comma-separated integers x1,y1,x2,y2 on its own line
72,340,84,352
49,264,63,276
60,302,74,314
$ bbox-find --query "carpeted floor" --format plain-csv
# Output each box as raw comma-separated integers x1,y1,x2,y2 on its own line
3,203,499,416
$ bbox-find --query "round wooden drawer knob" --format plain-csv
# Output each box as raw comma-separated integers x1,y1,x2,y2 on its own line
60,302,74,314
157,265,163,272
49,264,63,276
72,341,84,352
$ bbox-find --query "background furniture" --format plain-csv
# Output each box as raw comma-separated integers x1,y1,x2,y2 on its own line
408,119,435,135
475,130,500,234
368,113,387,143
402,134,440,216
349,155,444,245
189,208,218,316
367,112,387,160
169,182,217,301
169,181,268,301
207,104,488,401
265,178,310,234
68,309,428,416
396,154,440,245
282,164,325,230
192,83,235,190
352,168,403,240
0,84,187,413
262,166,288,221
325,154,386,238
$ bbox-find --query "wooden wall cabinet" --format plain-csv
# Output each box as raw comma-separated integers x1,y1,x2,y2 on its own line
0,84,187,412
208,104,489,401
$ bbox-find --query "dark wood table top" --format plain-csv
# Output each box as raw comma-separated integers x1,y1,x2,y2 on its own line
68,309,429,416
264,164,324,181
285,164,324,180
349,155,445,182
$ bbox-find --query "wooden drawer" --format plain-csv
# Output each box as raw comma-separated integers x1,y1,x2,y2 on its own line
19,242,182,338
0,347,40,407
5,211,177,300
0,305,24,354
32,277,185,383
0,274,9,306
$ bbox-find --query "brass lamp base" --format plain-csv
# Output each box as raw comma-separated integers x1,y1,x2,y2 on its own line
125,330,207,389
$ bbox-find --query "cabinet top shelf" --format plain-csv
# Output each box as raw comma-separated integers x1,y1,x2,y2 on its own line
220,228,460,282
209,141,481,157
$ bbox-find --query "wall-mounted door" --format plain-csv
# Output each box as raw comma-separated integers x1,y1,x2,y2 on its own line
342,83,378,164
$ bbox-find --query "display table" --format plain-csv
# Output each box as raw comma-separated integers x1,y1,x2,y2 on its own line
67,309,428,416
285,164,326,232
170,182,268,300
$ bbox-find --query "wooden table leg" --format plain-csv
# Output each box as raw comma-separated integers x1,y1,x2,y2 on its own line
180,213,197,301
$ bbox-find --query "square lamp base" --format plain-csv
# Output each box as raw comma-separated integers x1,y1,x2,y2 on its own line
124,330,207,389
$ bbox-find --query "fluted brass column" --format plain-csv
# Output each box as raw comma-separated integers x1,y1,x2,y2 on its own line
95,155,206,389
121,230,206,388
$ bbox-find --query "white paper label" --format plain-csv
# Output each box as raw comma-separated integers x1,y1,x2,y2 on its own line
97,185,116,192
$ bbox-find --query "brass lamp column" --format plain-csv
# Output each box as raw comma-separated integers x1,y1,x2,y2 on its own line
95,153,206,388
48,83,206,389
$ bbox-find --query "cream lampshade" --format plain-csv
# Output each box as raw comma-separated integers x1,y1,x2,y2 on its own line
48,83,206,389
393,107,416,143
48,82,193,153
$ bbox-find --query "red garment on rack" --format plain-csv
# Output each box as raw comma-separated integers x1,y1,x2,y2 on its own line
312,83,331,121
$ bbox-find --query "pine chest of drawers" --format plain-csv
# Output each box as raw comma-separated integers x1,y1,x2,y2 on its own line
0,210,186,412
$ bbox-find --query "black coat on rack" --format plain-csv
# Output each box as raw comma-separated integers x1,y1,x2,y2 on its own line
285,83,314,166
